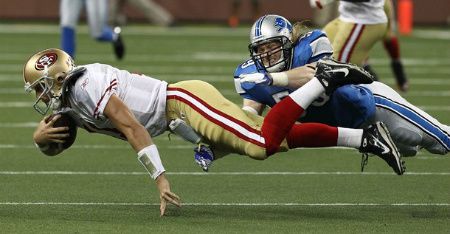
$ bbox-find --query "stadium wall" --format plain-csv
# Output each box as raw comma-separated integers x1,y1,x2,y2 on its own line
0,0,449,25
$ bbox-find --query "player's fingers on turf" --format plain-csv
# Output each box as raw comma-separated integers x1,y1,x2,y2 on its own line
160,199,167,217
167,192,181,206
163,194,181,207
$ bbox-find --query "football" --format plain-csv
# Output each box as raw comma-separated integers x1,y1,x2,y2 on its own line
43,112,77,155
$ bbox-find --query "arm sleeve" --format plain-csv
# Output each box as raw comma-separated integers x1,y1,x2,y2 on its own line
309,36,334,62
330,85,376,128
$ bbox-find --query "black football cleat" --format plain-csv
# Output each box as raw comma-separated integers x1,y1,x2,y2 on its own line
359,122,406,175
391,60,409,92
315,59,374,95
362,64,379,81
112,27,125,60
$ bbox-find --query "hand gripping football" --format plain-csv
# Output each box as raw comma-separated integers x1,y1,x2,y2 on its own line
44,112,77,154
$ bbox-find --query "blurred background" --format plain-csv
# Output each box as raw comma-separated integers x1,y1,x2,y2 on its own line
0,1,449,232
1,0,449,26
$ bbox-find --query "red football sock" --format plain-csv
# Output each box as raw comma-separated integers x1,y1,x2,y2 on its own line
383,37,400,60
262,96,304,156
286,123,338,148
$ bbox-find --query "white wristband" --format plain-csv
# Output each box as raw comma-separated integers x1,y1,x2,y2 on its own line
137,145,166,180
270,72,289,86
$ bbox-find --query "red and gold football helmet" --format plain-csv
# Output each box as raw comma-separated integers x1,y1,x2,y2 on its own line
23,48,75,115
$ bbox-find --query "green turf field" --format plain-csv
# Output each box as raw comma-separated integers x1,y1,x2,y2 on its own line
0,24,449,233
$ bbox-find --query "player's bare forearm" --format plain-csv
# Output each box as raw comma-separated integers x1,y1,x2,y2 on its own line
285,65,315,89
104,95,153,152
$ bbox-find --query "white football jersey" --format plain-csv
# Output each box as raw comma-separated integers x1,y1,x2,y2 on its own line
339,0,387,24
65,63,168,139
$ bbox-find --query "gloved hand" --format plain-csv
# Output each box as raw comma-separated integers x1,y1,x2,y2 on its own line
239,72,273,89
194,145,215,172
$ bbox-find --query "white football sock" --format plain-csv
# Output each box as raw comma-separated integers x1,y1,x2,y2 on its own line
337,128,364,148
289,78,325,109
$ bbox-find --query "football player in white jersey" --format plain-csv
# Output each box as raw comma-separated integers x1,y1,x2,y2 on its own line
363,0,409,91
323,0,387,66
23,49,405,214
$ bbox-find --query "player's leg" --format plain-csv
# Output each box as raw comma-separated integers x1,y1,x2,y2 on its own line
327,19,387,66
166,80,270,160
383,0,409,91
322,17,339,43
368,82,449,155
85,0,113,41
261,59,375,155
60,0,83,57
260,63,404,174
86,0,124,59
166,80,360,159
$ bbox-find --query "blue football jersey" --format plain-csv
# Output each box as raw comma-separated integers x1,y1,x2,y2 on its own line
301,85,376,128
234,29,332,106
234,29,376,128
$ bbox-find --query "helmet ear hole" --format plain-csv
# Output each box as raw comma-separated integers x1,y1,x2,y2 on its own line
56,73,66,83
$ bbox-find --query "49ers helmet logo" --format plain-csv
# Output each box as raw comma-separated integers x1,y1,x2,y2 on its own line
35,53,58,70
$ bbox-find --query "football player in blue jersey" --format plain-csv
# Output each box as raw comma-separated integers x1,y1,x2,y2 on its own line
234,14,449,170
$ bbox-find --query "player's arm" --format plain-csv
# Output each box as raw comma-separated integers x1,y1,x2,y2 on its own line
275,64,316,88
103,94,181,216
239,64,315,89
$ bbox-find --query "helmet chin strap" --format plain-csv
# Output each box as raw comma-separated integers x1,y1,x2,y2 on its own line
50,97,61,110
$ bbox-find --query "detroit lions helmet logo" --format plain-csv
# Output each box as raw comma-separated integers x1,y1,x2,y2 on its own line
274,17,292,33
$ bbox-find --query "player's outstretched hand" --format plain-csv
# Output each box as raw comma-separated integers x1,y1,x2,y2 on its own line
155,173,181,216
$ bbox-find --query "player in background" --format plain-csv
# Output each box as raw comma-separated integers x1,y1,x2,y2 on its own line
234,15,449,168
322,0,387,67
363,0,409,91
60,0,125,59
109,0,174,27
23,49,403,214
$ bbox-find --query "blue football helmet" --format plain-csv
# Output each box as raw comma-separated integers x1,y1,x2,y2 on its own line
248,15,293,73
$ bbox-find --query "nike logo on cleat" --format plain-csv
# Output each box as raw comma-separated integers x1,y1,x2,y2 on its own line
373,137,390,154
330,68,349,77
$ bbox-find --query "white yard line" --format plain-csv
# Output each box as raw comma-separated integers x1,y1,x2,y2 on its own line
414,29,450,40
0,171,448,176
0,202,448,206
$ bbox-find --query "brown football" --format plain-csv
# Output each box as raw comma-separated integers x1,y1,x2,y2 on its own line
45,112,77,151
